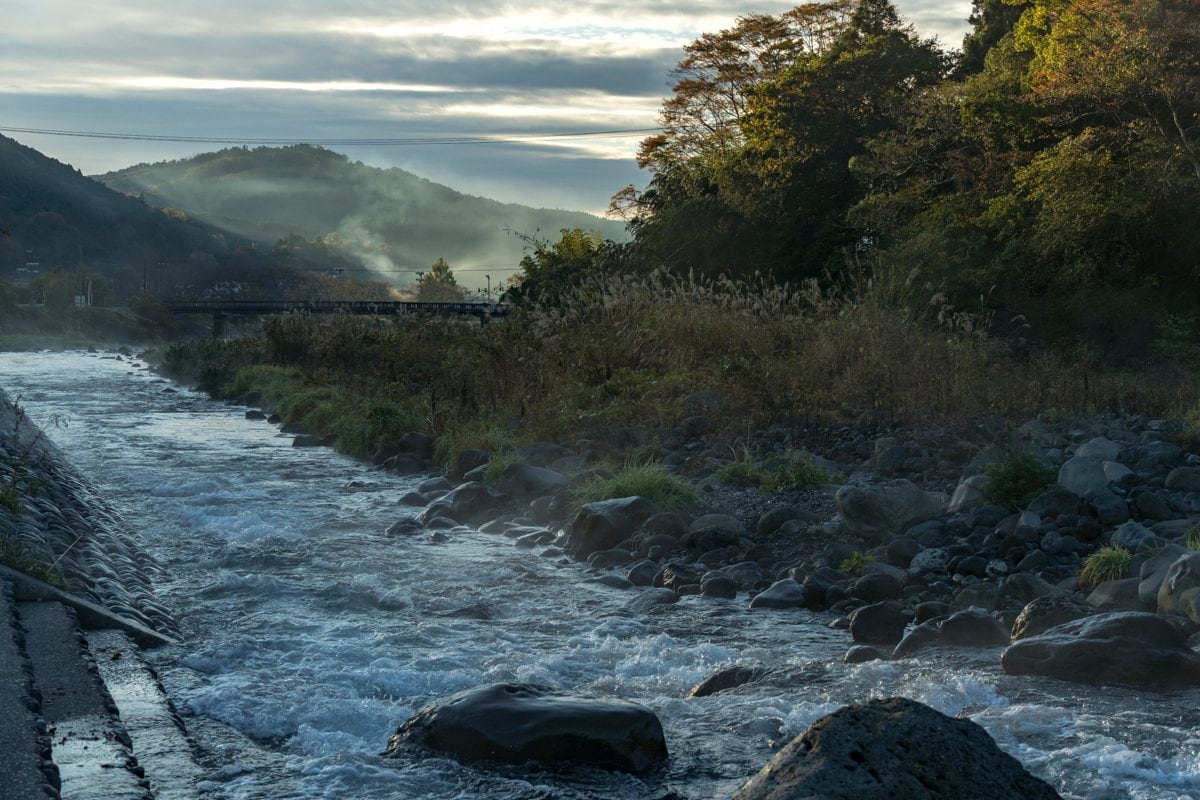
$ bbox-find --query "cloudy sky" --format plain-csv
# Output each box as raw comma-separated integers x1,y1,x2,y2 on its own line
1,1,972,214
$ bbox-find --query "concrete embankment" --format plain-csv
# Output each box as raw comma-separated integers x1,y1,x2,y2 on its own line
0,389,200,800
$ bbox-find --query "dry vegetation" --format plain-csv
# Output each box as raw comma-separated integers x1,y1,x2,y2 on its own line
162,265,1196,463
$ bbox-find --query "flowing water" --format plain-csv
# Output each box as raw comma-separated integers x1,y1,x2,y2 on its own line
2,350,1199,800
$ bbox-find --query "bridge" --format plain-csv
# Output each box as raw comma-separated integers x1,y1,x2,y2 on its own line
166,299,510,337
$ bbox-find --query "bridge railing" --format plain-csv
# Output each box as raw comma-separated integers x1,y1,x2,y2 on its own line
166,300,510,317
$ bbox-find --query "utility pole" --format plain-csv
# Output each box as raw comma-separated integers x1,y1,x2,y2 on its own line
486,274,491,304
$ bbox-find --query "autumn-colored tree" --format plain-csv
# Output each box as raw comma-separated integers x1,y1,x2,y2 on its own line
415,257,466,302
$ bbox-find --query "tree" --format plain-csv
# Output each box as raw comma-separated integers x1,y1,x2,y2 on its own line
415,257,466,302
958,0,1030,75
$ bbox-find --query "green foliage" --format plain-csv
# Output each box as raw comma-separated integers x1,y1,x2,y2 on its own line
433,417,515,477
415,257,466,303
1080,545,1131,588
984,453,1056,509
840,551,875,576
482,448,524,484
717,451,841,492
574,463,699,512
0,538,65,588
1183,525,1200,552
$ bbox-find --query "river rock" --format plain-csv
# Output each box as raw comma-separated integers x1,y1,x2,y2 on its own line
684,514,746,553
292,434,325,447
1011,594,1093,640
732,697,1062,800
1057,456,1108,498
497,463,569,498
1156,553,1200,620
565,497,660,560
1165,467,1200,493
850,572,902,603
849,601,908,647
1087,578,1151,612
948,475,988,514
1110,520,1163,552
834,480,944,544
626,587,679,612
700,573,738,599
893,608,1010,658
749,579,807,610
1076,437,1122,462
1002,612,1200,689
626,560,658,587
384,516,423,536
419,482,499,526
386,683,668,773
844,645,890,664
688,665,763,698
1139,544,1189,604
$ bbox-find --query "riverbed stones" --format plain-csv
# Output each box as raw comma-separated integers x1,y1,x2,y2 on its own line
626,588,679,612
419,482,499,526
834,480,944,544
1165,467,1200,493
1002,612,1200,689
850,573,902,603
1057,455,1109,498
1110,520,1163,552
386,683,668,773
732,697,1062,800
564,497,660,560
292,434,325,447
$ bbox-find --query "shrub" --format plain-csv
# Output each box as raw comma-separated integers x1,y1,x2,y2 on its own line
716,451,840,492
331,399,425,460
225,365,301,404
0,483,20,514
434,417,516,476
1079,545,1131,587
840,551,874,575
984,454,1057,509
483,448,524,483
574,463,698,512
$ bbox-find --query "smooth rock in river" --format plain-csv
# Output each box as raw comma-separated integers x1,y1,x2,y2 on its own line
1057,455,1109,498
834,480,944,544
386,683,668,773
688,665,763,698
749,579,807,610
732,697,1062,800
497,463,569,498
1002,612,1200,689
849,601,908,647
292,434,325,447
564,496,660,560
893,608,1010,658
1011,594,1093,641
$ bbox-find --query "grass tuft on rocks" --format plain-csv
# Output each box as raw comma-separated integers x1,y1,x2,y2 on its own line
574,463,698,512
433,417,516,477
1079,545,1131,587
716,451,841,492
984,454,1057,510
1185,525,1200,551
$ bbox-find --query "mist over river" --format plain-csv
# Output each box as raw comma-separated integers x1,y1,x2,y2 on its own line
2,350,1198,799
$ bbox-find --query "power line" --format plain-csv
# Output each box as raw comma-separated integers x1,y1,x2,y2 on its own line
0,124,662,146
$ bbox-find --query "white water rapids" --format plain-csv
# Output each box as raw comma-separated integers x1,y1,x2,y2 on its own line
2,350,1199,799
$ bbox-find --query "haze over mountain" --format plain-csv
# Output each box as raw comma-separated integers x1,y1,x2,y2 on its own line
98,146,628,286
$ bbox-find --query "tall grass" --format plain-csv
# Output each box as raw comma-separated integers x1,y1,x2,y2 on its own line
161,266,1197,462
574,463,699,512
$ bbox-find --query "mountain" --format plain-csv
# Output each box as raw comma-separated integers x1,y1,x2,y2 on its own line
97,146,628,285
0,134,237,281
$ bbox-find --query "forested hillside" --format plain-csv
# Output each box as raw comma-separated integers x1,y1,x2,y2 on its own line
99,146,626,284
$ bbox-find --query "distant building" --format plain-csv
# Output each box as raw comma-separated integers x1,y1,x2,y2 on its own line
13,251,41,287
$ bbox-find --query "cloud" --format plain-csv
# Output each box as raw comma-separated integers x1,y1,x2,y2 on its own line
1,1,974,210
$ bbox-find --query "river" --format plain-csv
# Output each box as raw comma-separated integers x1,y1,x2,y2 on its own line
1,350,1198,800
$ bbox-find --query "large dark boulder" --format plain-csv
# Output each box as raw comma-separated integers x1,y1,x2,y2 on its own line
1002,612,1200,689
849,601,908,647
386,683,668,773
893,608,1010,658
733,697,1061,800
834,480,945,544
564,497,660,560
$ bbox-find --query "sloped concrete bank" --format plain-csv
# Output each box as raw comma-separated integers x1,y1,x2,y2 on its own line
0,389,177,637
